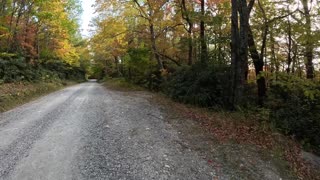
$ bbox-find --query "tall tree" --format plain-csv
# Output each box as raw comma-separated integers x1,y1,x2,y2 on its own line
230,0,249,107
301,0,314,79
132,0,165,71
179,0,194,65
200,0,207,64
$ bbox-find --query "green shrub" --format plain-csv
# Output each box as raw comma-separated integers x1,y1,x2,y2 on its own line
0,57,86,83
41,60,86,81
267,73,320,152
89,65,105,80
165,63,231,107
0,57,37,82
123,47,160,90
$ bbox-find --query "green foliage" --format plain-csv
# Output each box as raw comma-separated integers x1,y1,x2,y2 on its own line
125,48,153,80
0,53,17,59
122,47,161,90
267,73,320,152
0,57,86,83
89,64,105,80
165,63,231,107
41,60,86,81
103,77,144,91
0,57,37,82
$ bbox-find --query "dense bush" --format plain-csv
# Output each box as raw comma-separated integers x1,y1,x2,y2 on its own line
42,60,86,81
165,63,231,107
0,57,37,82
0,57,86,83
267,73,320,152
165,65,320,152
123,48,161,90
89,64,105,80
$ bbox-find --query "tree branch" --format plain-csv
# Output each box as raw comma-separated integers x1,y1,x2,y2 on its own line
156,51,181,66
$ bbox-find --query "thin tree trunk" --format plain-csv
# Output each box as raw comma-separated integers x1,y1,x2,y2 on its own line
7,1,17,51
248,26,266,106
286,15,292,73
218,25,223,64
270,33,277,73
181,0,193,65
230,0,240,107
200,0,207,64
292,41,297,73
302,0,314,79
114,56,121,77
246,0,267,106
10,0,25,52
149,24,163,70
187,24,193,65
36,29,40,60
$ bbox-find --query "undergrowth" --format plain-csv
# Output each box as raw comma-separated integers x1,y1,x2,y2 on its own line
151,94,320,180
102,77,144,92
102,77,320,179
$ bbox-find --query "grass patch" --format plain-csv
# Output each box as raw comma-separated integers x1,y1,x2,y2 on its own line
102,78,144,91
0,81,77,112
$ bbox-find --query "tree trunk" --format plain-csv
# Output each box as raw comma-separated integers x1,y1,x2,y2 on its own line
10,0,24,52
187,23,193,65
248,26,266,106
230,0,241,107
292,41,297,73
270,32,276,73
149,23,163,71
7,1,17,51
239,0,249,80
200,0,207,64
114,56,121,77
181,0,193,65
230,0,250,107
286,16,292,73
302,0,314,79
218,25,223,64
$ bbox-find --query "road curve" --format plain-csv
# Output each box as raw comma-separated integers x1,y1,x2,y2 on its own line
0,82,217,180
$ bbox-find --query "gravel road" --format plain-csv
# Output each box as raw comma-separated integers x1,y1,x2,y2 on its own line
0,81,221,180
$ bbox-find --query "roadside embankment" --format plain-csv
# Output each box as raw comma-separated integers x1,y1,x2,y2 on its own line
0,81,78,112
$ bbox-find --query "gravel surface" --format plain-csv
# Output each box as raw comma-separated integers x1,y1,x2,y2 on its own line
0,82,222,180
